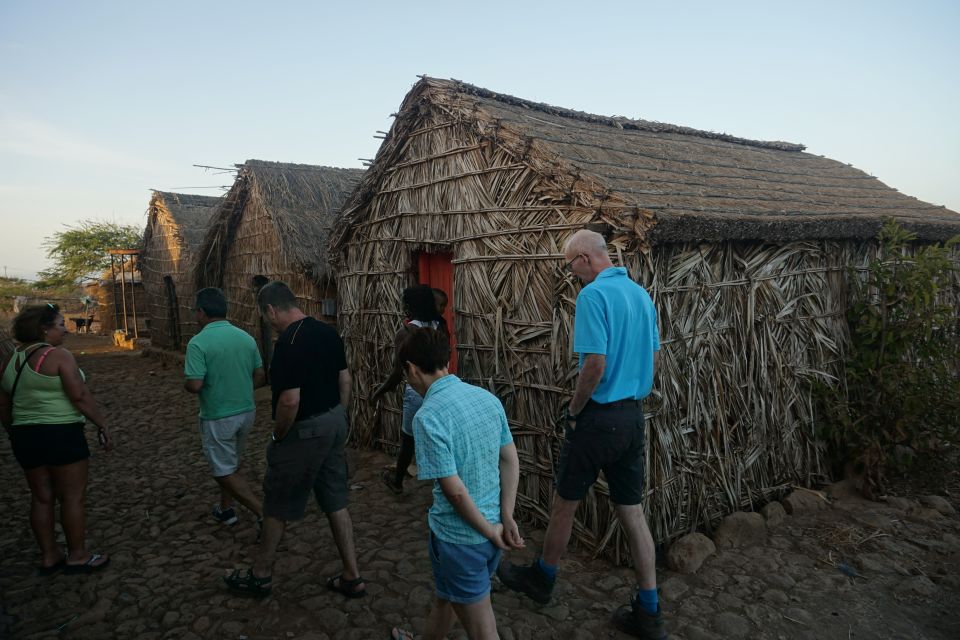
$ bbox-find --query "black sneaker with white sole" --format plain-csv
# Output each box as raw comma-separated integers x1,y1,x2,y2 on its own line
211,504,239,526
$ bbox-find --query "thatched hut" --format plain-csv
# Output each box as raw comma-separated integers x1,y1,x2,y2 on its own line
140,191,220,350
194,160,363,368
331,77,960,561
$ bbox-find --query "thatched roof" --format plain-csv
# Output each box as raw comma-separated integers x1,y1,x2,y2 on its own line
335,77,960,245
197,160,364,286
146,191,221,250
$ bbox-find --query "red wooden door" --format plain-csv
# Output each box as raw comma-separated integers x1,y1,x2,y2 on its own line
418,252,457,373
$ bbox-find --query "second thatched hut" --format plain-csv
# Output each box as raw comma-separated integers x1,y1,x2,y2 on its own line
194,160,363,368
140,191,220,350
331,77,960,562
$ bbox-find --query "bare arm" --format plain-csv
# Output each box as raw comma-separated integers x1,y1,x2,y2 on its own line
252,367,266,389
273,387,300,440
369,327,411,405
58,350,112,450
568,353,606,416
184,379,203,394
498,441,525,549
338,368,351,408
0,354,11,431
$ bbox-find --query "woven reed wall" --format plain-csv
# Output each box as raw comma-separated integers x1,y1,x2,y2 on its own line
141,214,199,350
215,197,336,362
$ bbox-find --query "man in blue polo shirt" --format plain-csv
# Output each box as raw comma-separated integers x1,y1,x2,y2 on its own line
389,328,523,640
498,230,666,639
184,287,265,530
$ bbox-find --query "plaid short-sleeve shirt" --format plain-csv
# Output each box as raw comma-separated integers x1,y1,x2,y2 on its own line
414,375,513,545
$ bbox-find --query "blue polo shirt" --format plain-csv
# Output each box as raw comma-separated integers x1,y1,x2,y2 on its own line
414,375,513,545
573,267,659,402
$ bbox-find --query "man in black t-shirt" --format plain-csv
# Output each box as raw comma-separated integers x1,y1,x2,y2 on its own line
224,281,366,598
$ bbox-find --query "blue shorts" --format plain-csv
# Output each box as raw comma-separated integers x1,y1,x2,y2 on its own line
428,530,501,604
401,385,424,436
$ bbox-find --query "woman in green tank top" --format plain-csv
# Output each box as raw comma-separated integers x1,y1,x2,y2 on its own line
0,304,112,574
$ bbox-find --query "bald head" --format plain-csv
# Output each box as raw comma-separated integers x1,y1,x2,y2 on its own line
563,229,613,284
563,229,608,258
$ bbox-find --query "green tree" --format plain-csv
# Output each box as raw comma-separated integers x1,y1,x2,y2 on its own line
38,220,143,286
818,219,960,497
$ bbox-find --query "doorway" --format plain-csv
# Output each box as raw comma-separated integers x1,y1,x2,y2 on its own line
417,252,457,373
163,276,181,349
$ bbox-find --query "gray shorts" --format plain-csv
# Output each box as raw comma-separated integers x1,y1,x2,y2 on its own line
199,410,255,477
263,406,349,520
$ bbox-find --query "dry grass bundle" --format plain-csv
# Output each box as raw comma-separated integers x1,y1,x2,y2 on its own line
140,191,220,350
0,325,14,360
331,77,960,562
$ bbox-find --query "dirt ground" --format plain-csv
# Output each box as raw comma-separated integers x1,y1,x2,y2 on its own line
1,335,959,639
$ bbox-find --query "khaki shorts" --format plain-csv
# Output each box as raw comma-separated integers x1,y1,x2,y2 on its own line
199,411,255,477
262,406,349,520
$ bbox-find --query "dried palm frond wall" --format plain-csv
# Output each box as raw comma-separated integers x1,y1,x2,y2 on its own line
193,162,364,362
334,84,960,564
140,192,219,350
0,326,14,359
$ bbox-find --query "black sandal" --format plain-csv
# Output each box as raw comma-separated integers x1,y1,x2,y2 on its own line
380,470,403,495
224,568,272,596
327,574,367,598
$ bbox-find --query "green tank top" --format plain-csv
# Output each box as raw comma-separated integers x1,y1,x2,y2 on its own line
0,346,85,426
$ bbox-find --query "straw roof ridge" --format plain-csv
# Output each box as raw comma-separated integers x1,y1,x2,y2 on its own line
147,191,221,249
437,77,806,152
200,160,364,284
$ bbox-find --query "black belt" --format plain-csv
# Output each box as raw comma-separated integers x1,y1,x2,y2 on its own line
586,398,641,410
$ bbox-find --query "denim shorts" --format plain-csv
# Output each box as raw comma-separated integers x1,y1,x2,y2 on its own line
401,385,424,436
199,410,255,477
556,400,646,505
428,530,502,604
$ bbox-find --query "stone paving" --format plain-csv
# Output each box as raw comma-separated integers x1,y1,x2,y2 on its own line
1,337,959,639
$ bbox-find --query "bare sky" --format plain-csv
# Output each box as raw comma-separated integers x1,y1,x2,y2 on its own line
1,0,958,280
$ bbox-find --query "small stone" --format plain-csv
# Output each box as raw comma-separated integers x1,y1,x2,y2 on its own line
667,533,716,574
903,575,937,597
713,512,767,549
761,589,790,604
919,495,957,516
659,577,689,601
761,502,787,527
541,604,569,621
783,489,827,515
192,617,210,633
907,507,944,523
594,574,624,591
161,611,178,628
883,496,914,511
713,611,752,637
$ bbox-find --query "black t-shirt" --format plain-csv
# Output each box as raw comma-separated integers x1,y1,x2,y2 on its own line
270,316,348,421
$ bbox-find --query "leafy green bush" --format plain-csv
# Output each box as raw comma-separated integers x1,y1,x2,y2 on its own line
818,219,960,497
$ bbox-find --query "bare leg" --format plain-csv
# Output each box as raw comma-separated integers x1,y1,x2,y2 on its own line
48,460,95,564
541,494,580,566
423,597,457,640
394,433,415,487
214,473,262,517
252,516,285,577
24,466,61,567
451,595,499,640
326,508,363,586
615,503,657,589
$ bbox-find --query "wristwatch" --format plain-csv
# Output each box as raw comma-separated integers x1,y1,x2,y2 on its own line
564,406,579,423
271,431,281,442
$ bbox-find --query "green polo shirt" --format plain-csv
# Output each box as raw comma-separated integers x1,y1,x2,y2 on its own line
184,320,262,420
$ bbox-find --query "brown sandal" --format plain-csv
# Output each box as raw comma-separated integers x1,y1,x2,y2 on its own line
327,574,367,598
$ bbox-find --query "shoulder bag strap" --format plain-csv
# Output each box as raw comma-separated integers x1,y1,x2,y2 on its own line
9,344,48,400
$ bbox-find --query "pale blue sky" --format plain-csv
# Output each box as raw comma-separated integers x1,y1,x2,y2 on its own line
1,0,958,280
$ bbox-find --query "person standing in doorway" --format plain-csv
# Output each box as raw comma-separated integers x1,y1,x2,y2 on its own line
184,287,265,530
497,229,666,639
369,285,446,495
224,281,364,597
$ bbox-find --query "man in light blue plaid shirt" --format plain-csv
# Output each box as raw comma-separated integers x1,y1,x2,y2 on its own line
389,329,523,640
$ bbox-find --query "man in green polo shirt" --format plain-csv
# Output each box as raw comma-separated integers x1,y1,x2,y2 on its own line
184,287,265,529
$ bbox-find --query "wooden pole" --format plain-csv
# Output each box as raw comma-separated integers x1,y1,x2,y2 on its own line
129,254,140,338
110,255,120,331
118,255,129,334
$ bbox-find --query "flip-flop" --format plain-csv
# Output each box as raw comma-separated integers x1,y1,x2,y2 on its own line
327,574,367,598
37,556,67,576
64,553,110,574
389,628,415,640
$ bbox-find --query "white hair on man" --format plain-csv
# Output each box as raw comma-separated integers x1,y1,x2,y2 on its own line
563,229,607,257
